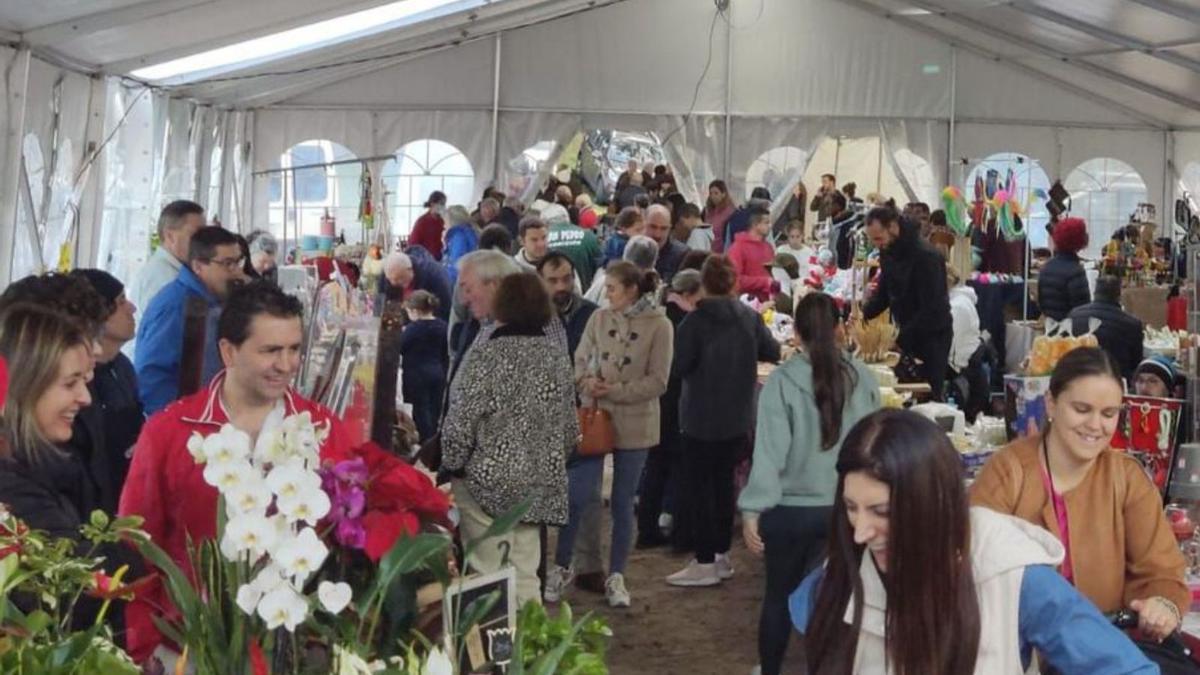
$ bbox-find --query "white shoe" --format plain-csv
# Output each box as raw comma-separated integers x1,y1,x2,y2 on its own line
666,560,721,587
544,565,573,604
605,573,631,608
715,553,734,580
658,512,674,535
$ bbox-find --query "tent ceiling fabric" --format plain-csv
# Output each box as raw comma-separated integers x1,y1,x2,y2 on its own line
0,0,1196,127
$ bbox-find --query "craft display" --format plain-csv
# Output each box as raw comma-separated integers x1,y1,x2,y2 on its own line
1025,319,1100,376
851,310,899,364
1111,394,1184,493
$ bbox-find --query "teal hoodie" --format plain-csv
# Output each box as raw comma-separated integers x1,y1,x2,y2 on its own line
738,352,880,514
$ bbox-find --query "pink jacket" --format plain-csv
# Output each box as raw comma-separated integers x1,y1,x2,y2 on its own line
728,232,776,300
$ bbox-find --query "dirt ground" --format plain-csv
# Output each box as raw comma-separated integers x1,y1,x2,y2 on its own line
546,529,808,675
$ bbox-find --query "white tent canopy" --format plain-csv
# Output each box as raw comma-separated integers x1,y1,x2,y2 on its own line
3,0,1200,284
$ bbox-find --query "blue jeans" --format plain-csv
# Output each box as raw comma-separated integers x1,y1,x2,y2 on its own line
555,449,649,575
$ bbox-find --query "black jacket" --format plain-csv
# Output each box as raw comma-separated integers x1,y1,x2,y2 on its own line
673,297,781,441
94,353,143,481
1038,252,1091,321
659,300,691,449
375,245,454,320
655,238,689,284
0,445,139,629
1068,300,1144,383
398,318,449,399
863,218,952,352
560,295,598,359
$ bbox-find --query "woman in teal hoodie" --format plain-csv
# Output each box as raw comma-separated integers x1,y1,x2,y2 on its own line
738,292,879,675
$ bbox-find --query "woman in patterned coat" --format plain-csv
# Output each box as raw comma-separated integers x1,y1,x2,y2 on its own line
441,272,578,606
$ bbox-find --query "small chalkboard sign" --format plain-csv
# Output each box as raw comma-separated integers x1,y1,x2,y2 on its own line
442,567,517,675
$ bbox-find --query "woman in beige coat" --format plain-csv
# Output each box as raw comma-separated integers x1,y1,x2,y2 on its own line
547,260,674,608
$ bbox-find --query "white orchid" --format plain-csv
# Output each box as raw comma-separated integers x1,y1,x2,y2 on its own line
202,459,254,493
422,647,453,675
203,426,252,465
277,487,331,525
235,582,262,616
186,432,206,463
257,584,309,632
250,562,288,594
318,581,353,615
274,527,329,585
253,427,289,466
266,462,322,502
332,645,374,675
221,512,279,561
224,480,274,517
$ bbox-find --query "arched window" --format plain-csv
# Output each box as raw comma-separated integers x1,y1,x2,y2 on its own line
268,139,362,243
745,146,807,202
800,136,909,209
964,152,1052,249
1065,157,1147,258
381,139,475,236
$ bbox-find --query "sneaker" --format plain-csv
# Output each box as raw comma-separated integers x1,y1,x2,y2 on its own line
658,513,674,535
665,560,721,587
574,571,606,594
543,565,573,603
605,573,631,608
715,553,734,580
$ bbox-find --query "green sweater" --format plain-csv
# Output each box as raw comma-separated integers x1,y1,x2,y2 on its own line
738,352,880,515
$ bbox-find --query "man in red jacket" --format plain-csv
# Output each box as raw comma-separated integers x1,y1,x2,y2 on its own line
118,280,352,666
727,204,777,301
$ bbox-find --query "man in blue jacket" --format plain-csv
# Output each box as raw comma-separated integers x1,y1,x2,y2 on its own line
376,247,452,320
136,226,242,415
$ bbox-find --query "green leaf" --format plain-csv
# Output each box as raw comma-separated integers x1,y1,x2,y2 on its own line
462,500,532,561
358,534,448,614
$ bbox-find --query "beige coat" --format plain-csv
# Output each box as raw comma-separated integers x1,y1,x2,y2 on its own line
574,301,673,449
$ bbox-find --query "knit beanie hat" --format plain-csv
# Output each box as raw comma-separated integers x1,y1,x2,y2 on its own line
1135,355,1177,391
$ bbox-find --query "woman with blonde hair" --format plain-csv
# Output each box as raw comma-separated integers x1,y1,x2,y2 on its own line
0,304,99,538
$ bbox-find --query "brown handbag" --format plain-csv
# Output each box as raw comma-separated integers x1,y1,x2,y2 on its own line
576,403,616,456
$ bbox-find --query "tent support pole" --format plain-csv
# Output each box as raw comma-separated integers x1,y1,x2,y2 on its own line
491,32,502,187
948,46,957,183
722,6,733,183
0,48,31,284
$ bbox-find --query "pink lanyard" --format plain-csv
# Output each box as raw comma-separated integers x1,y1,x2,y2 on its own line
1040,436,1075,583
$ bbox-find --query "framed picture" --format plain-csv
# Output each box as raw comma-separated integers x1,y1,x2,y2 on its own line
442,567,517,674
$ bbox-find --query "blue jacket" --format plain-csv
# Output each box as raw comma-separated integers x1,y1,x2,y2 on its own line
603,233,629,267
375,245,454,320
134,266,221,415
790,563,1155,673
443,224,479,287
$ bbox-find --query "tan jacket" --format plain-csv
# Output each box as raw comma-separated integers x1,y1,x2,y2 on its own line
574,301,673,449
971,435,1189,614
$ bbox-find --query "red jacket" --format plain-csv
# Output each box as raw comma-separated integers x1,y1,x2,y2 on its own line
118,372,351,663
727,232,776,301
408,212,445,260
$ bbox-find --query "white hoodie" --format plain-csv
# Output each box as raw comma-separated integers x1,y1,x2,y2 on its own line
949,284,982,372
848,507,1064,674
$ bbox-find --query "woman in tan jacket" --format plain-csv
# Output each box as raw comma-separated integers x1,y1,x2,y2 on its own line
972,346,1188,642
548,260,673,608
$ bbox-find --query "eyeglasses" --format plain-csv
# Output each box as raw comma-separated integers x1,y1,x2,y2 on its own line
202,257,245,271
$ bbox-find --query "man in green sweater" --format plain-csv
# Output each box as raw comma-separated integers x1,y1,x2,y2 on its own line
543,203,603,290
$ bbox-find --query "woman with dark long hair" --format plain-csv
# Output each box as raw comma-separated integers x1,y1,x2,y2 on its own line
738,292,880,675
973,346,1189,642
792,409,1155,674
702,179,736,254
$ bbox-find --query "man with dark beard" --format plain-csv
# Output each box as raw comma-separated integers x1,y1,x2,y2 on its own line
536,251,604,593
537,251,597,360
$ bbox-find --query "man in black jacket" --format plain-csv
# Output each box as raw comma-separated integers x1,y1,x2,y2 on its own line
863,206,953,400
537,252,597,358
1069,275,1143,384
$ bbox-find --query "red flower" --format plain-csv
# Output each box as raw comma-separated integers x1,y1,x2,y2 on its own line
249,639,268,675
322,443,450,562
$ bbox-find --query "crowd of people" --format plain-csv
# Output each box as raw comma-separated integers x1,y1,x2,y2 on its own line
0,161,1190,674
